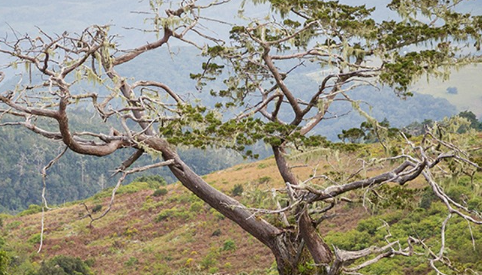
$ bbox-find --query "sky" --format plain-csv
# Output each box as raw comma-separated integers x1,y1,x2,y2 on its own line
0,0,481,116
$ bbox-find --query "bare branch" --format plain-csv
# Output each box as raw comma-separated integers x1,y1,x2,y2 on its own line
38,146,68,253
132,80,184,104
112,27,173,66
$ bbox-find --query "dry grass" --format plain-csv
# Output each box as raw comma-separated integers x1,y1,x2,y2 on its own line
2,143,427,274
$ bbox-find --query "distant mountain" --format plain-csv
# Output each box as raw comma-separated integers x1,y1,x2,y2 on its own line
0,110,247,213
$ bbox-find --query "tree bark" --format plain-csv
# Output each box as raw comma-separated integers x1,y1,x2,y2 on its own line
273,145,334,269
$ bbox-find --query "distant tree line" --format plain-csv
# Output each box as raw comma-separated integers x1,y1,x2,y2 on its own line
0,111,245,213
338,111,482,144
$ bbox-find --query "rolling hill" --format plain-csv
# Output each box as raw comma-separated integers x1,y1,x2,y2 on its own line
1,137,482,275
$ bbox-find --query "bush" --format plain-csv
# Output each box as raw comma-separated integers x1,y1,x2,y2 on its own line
28,233,42,245
200,251,218,270
154,207,191,222
18,204,42,217
92,204,102,213
36,255,92,275
133,175,167,188
0,250,9,275
124,257,139,267
117,182,150,194
211,229,221,236
153,188,168,197
5,221,21,230
231,184,243,196
221,239,236,251
155,210,173,222
189,201,203,212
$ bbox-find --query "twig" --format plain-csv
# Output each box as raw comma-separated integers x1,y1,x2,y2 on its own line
38,146,68,253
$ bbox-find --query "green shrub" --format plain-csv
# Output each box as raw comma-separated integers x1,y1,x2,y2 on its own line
18,204,42,217
221,239,236,251
92,204,102,213
154,207,191,222
28,233,41,245
36,255,92,275
189,201,203,212
446,185,472,204
117,182,150,194
6,220,21,230
200,251,218,270
468,197,482,211
211,229,221,236
231,184,244,196
153,188,168,197
155,209,173,222
133,175,167,188
357,217,383,235
0,250,8,275
419,188,437,210
124,257,139,267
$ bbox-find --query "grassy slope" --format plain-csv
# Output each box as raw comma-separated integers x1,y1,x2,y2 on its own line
2,137,482,274
1,153,371,274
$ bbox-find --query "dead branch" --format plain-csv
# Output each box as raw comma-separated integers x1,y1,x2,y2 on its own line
38,146,68,253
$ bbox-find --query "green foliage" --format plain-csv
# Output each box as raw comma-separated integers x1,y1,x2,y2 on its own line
18,204,42,217
36,255,92,275
5,220,21,230
356,217,383,235
124,257,139,267
91,204,102,213
231,184,244,197
365,185,418,212
338,119,401,144
153,188,168,197
28,233,41,245
133,175,167,188
117,181,152,194
0,250,8,275
189,201,203,212
155,207,191,223
457,110,482,132
419,187,438,210
199,250,218,270
221,239,236,251
325,230,372,251
0,114,245,213
211,228,221,237
161,104,328,157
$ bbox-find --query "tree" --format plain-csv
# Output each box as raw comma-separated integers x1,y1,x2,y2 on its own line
0,0,481,274
458,110,482,131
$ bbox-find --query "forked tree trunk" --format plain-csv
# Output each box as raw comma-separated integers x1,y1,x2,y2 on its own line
144,137,335,274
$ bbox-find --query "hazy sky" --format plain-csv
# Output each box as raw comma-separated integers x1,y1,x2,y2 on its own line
1,0,481,116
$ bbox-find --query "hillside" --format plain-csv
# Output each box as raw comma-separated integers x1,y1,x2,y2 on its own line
1,137,482,275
